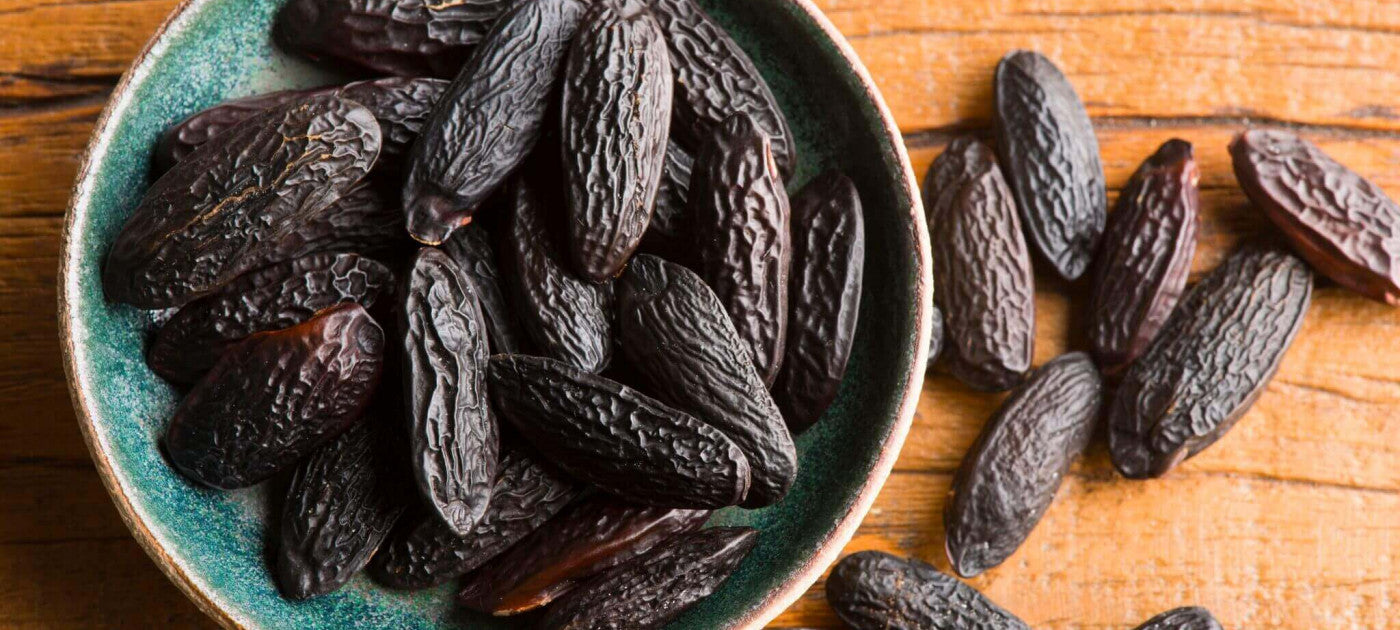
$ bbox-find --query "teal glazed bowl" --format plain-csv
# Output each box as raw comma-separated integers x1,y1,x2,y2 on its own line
58,0,930,627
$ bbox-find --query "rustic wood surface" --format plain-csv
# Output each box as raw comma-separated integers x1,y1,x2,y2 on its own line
4,0,1397,627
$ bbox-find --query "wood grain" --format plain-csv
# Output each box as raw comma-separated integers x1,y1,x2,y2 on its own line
1,0,1396,628
828,0,1400,134
0,0,176,85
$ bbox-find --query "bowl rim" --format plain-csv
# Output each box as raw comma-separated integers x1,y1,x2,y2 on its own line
56,0,932,626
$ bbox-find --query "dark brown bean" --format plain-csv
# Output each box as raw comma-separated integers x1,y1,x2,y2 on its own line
104,95,381,308
1109,245,1312,479
925,136,1035,391
944,352,1103,577
165,304,384,489
772,170,865,432
690,113,792,385
401,0,587,245
1090,139,1200,375
538,527,758,630
154,78,448,173
1231,128,1400,304
994,50,1106,280
826,551,1030,630
501,178,616,373
369,450,578,590
488,354,752,509
267,178,411,263
272,0,522,78
153,88,316,173
650,0,795,178
619,254,797,508
400,248,498,536
148,252,393,384
637,142,697,265
560,0,673,282
276,420,406,600
1132,607,1224,630
457,498,709,614
926,305,945,372
440,224,526,354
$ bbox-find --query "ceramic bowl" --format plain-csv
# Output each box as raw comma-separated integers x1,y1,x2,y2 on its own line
58,0,930,626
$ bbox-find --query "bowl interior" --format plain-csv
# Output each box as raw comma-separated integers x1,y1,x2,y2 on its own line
61,0,924,627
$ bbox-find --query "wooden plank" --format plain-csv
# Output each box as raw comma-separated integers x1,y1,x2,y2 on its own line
8,0,1400,134
0,101,104,219
0,466,137,544
0,75,112,106
0,537,212,629
0,103,116,466
770,470,1400,628
0,0,176,82
0,211,89,465
814,0,1400,134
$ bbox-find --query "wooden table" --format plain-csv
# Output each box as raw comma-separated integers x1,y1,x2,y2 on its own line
3,0,1398,627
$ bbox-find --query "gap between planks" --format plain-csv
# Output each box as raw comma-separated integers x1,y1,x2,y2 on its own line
902,113,1400,148
887,466,1400,496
